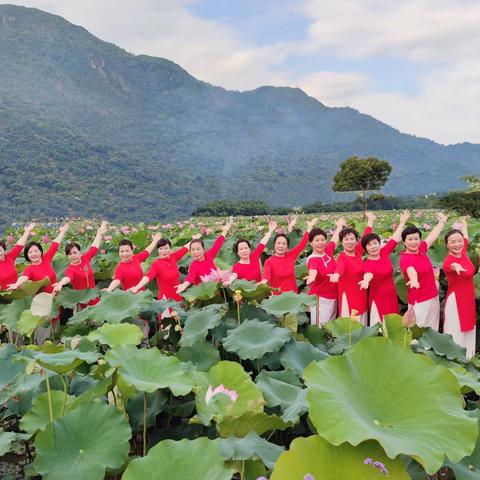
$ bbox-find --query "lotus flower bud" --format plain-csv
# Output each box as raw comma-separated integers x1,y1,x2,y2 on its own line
402,307,416,328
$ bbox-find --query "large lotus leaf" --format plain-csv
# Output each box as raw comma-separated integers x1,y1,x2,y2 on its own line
418,328,468,363
67,305,95,325
428,242,448,267
126,390,168,431
271,435,410,480
475,273,480,299
218,412,292,437
105,345,194,396
54,287,100,309
74,289,153,325
279,340,328,375
383,314,412,348
177,340,220,371
255,369,302,410
122,438,232,480
25,348,100,374
0,429,17,456
281,388,309,424
304,337,478,474
325,316,363,337
139,298,185,318
222,319,292,360
259,291,317,317
328,323,381,354
34,402,131,480
220,431,284,469
179,303,227,347
193,360,264,426
394,274,409,304
68,376,113,409
0,297,32,331
229,279,272,302
87,322,143,347
181,281,221,302
20,390,69,434
0,278,49,301
18,310,46,337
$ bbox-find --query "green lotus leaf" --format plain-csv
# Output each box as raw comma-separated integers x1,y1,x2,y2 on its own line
260,291,317,317
304,337,478,474
220,431,284,469
122,438,232,480
0,278,49,301
281,388,309,424
324,316,363,337
395,274,409,304
0,429,17,456
18,310,45,337
87,322,143,347
193,360,264,426
255,369,302,410
475,273,480,299
181,281,221,302
328,323,381,354
418,328,468,363
229,279,272,302
26,348,100,374
383,314,412,348
177,340,220,371
20,390,69,434
428,242,448,267
271,435,410,480
139,298,185,318
67,305,95,325
218,412,292,437
54,287,100,309
105,345,194,396
179,303,227,347
68,376,113,409
222,319,292,360
0,297,32,332
126,390,168,431
34,402,131,480
279,340,328,375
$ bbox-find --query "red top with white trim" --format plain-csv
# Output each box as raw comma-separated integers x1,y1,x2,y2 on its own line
307,241,337,299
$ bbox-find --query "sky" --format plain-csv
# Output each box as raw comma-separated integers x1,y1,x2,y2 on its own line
7,0,480,145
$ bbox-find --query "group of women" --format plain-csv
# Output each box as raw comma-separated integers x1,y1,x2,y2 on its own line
0,213,477,357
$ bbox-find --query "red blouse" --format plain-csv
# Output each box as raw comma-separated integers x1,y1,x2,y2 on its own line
0,244,23,290
23,242,59,293
185,236,225,285
114,250,150,291
232,243,265,283
307,241,337,299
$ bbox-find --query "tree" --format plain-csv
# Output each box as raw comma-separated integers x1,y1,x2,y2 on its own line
332,156,392,215
439,175,480,217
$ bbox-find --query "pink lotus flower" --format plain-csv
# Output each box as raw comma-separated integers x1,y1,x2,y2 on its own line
6,233,14,244
205,384,238,405
422,223,431,231
320,214,329,221
200,269,234,284
147,225,158,230
104,235,113,242
200,226,209,235
120,226,130,234
189,223,195,229
163,224,173,230
100,249,106,254
415,211,423,218
42,234,50,243
85,225,94,231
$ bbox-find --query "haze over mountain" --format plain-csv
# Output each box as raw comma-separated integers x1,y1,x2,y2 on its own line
0,4,478,224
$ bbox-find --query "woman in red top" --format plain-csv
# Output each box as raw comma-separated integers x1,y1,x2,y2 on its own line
176,222,232,294
8,224,70,293
105,233,162,292
229,220,277,283
262,217,317,295
328,212,375,325
0,223,35,290
129,234,201,300
443,218,477,358
359,210,410,324
399,212,447,330
51,221,108,306
305,217,345,325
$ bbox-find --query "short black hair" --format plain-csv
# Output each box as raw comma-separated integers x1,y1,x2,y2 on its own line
361,233,381,250
65,242,81,255
309,228,327,242
234,239,251,254
444,229,463,244
157,238,172,248
24,241,43,262
339,227,359,242
401,226,422,242
190,239,205,250
274,234,290,247
118,239,134,250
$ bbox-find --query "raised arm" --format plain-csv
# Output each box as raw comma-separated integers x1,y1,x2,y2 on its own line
221,221,233,237
145,233,162,255
183,233,202,251
425,213,447,249
365,211,376,229
459,216,469,241
392,210,410,243
259,220,277,245
287,216,298,233
53,223,70,245
91,221,108,249
330,217,346,246
16,223,36,247
289,218,317,259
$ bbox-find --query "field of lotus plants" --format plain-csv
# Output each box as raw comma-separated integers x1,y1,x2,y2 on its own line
1,211,480,479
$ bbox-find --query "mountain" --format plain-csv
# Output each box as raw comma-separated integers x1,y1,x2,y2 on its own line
0,4,478,225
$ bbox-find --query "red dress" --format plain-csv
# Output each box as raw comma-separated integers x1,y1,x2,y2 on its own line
399,241,437,305
232,243,265,283
443,239,476,332
65,247,99,306
263,232,308,294
146,247,188,301
0,244,23,290
23,242,59,293
114,250,150,291
307,241,337,299
334,227,372,315
185,236,225,285
363,239,399,318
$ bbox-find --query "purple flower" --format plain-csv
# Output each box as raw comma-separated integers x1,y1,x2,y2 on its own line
256,477,268,480
364,457,373,465
373,461,389,476
304,475,315,480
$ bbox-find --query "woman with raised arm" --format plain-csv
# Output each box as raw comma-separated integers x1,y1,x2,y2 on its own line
230,220,277,283
104,233,162,292
305,217,346,325
359,210,410,324
262,217,318,295
399,212,447,330
176,222,233,294
0,223,35,290
443,218,477,358
128,234,201,301
8,224,70,293
51,221,108,306
328,212,375,325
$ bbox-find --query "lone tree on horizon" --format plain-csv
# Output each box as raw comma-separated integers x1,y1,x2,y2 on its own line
332,156,392,215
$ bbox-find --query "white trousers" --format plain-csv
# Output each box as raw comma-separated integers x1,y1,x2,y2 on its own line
310,297,337,326
409,296,440,331
444,293,476,359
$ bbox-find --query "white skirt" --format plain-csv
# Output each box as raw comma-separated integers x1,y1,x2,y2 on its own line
444,293,476,359
310,297,337,326
409,296,440,331
340,293,368,326
369,301,382,326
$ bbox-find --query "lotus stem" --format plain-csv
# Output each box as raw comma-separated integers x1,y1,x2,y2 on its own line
240,460,245,480
45,374,54,424
59,375,68,416
236,301,241,326
143,392,148,457
348,319,352,347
